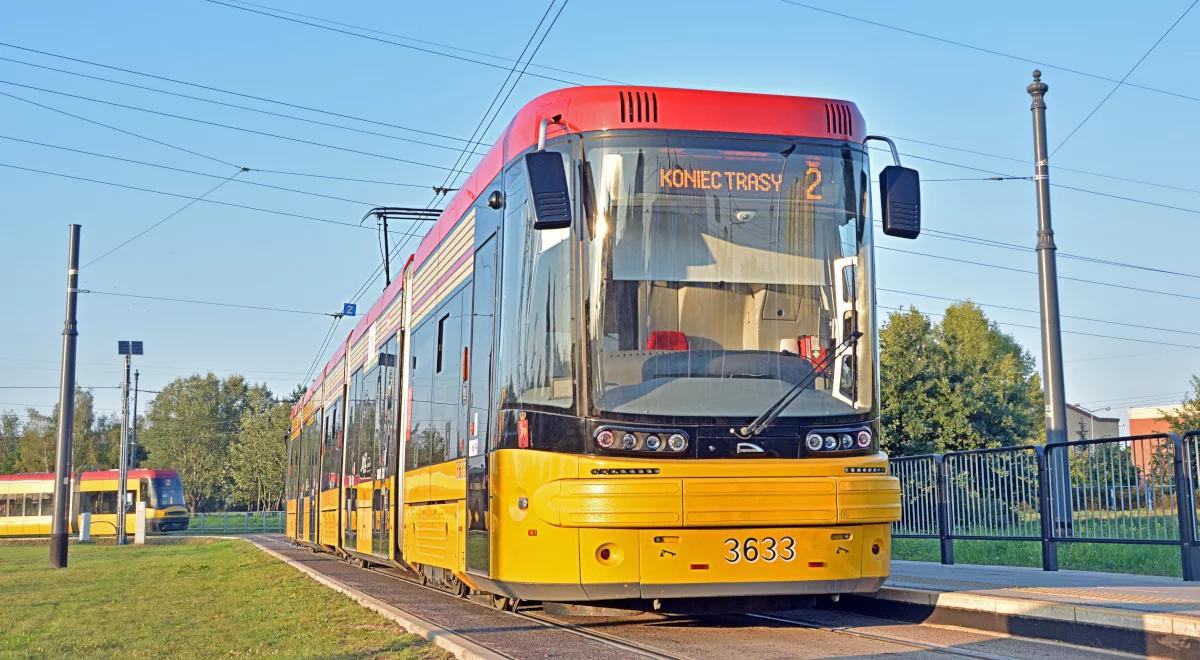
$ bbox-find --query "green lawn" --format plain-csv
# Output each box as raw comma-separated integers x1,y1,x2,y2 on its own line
0,538,445,658
893,537,1182,578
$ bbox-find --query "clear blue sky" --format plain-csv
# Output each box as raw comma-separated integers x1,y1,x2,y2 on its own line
2,0,1197,430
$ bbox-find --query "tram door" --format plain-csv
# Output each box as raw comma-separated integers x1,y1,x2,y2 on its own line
466,235,498,574
373,337,400,560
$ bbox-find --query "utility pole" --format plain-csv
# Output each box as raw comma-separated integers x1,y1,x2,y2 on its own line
50,224,81,569
116,340,143,545
130,369,140,468
1028,70,1071,533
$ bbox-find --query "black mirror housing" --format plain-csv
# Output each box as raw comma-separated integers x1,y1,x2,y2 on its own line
524,150,572,230
879,165,920,239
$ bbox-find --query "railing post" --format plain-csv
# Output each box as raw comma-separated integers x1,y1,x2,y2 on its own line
223,510,228,533
1035,445,1059,572
1169,434,1200,581
935,455,954,565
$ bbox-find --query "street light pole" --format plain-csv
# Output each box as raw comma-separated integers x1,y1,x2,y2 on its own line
50,224,81,569
117,353,130,545
116,340,143,545
131,369,140,468
1028,70,1071,533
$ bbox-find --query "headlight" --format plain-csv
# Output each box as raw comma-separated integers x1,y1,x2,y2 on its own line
595,429,616,449
805,432,823,451
667,433,688,452
856,430,872,448
839,433,854,450
621,433,639,450
823,435,837,450
644,435,663,451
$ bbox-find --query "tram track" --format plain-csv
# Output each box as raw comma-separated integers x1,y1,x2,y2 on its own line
364,561,678,659
275,538,1123,659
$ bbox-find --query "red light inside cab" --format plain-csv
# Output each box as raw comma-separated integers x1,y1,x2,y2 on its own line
647,331,688,351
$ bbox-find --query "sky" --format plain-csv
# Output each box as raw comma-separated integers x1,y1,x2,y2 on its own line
1,0,1198,432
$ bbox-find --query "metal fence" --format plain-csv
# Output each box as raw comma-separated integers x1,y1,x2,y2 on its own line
890,431,1200,580
177,511,285,534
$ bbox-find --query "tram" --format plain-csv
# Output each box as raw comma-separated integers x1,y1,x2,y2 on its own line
286,85,921,608
0,468,188,536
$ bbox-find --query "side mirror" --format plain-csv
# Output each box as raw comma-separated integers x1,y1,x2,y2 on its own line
524,150,572,230
879,165,920,239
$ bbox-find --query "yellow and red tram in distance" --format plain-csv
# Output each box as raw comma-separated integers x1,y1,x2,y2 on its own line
286,85,922,608
0,468,188,537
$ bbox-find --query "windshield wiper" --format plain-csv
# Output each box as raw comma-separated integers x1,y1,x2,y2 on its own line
733,331,863,439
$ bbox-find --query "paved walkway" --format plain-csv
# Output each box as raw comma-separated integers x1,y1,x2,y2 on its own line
890,560,1200,616
871,560,1200,648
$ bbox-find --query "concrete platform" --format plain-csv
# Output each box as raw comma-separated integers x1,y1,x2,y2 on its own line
847,560,1200,657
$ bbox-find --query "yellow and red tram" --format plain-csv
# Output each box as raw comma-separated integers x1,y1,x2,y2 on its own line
0,468,188,537
285,85,922,608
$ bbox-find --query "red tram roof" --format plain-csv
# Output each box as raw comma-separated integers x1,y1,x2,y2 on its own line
309,85,865,394
0,468,179,483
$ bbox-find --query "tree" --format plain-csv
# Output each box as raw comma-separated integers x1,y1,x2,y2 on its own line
228,402,290,511
880,303,1044,456
139,373,273,512
0,411,20,473
15,409,54,473
1163,376,1200,435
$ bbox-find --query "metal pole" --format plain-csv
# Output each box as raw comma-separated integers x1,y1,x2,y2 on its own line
1028,70,1072,534
131,369,140,468
117,353,131,544
50,224,81,569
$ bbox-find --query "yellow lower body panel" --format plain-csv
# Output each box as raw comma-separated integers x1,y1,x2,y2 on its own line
285,499,297,539
403,502,463,571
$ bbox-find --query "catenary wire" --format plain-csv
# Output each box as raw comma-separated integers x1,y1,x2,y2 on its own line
82,169,246,268
0,54,487,156
0,160,395,231
0,88,238,168
777,1,1200,106
878,305,1200,351
199,0,582,86
0,79,459,171
1051,0,1198,156
0,40,478,144
878,246,1200,302
878,287,1200,337
0,134,393,206
222,0,623,83
79,289,338,317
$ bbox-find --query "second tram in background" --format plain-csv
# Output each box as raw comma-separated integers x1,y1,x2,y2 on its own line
0,468,188,537
286,85,921,609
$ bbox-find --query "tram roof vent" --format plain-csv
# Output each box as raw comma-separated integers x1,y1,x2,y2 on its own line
619,90,659,123
825,102,853,137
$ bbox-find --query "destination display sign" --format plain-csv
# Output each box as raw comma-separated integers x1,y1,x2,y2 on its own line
657,159,824,199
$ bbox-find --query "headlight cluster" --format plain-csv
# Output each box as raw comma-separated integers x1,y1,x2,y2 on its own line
594,427,689,454
805,428,872,453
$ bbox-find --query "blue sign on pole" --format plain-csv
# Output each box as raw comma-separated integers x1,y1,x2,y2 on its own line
342,303,357,317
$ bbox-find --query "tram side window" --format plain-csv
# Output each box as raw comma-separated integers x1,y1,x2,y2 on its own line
80,491,117,515
0,494,8,516
497,159,574,409
408,291,466,469
24,494,38,516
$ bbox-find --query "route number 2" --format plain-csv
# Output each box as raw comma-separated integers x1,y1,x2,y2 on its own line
723,536,796,563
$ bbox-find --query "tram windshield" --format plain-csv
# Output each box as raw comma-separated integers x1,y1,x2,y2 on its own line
150,476,186,508
581,135,875,419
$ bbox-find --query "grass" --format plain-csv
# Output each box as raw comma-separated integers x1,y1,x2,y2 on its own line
893,537,1182,578
0,538,446,658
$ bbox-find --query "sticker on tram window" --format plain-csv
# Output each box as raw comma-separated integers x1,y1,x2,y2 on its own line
723,535,796,563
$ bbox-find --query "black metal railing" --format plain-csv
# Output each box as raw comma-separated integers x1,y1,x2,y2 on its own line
890,431,1200,580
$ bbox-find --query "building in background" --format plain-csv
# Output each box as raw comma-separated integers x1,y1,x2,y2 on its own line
1066,403,1120,440
1129,404,1183,436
